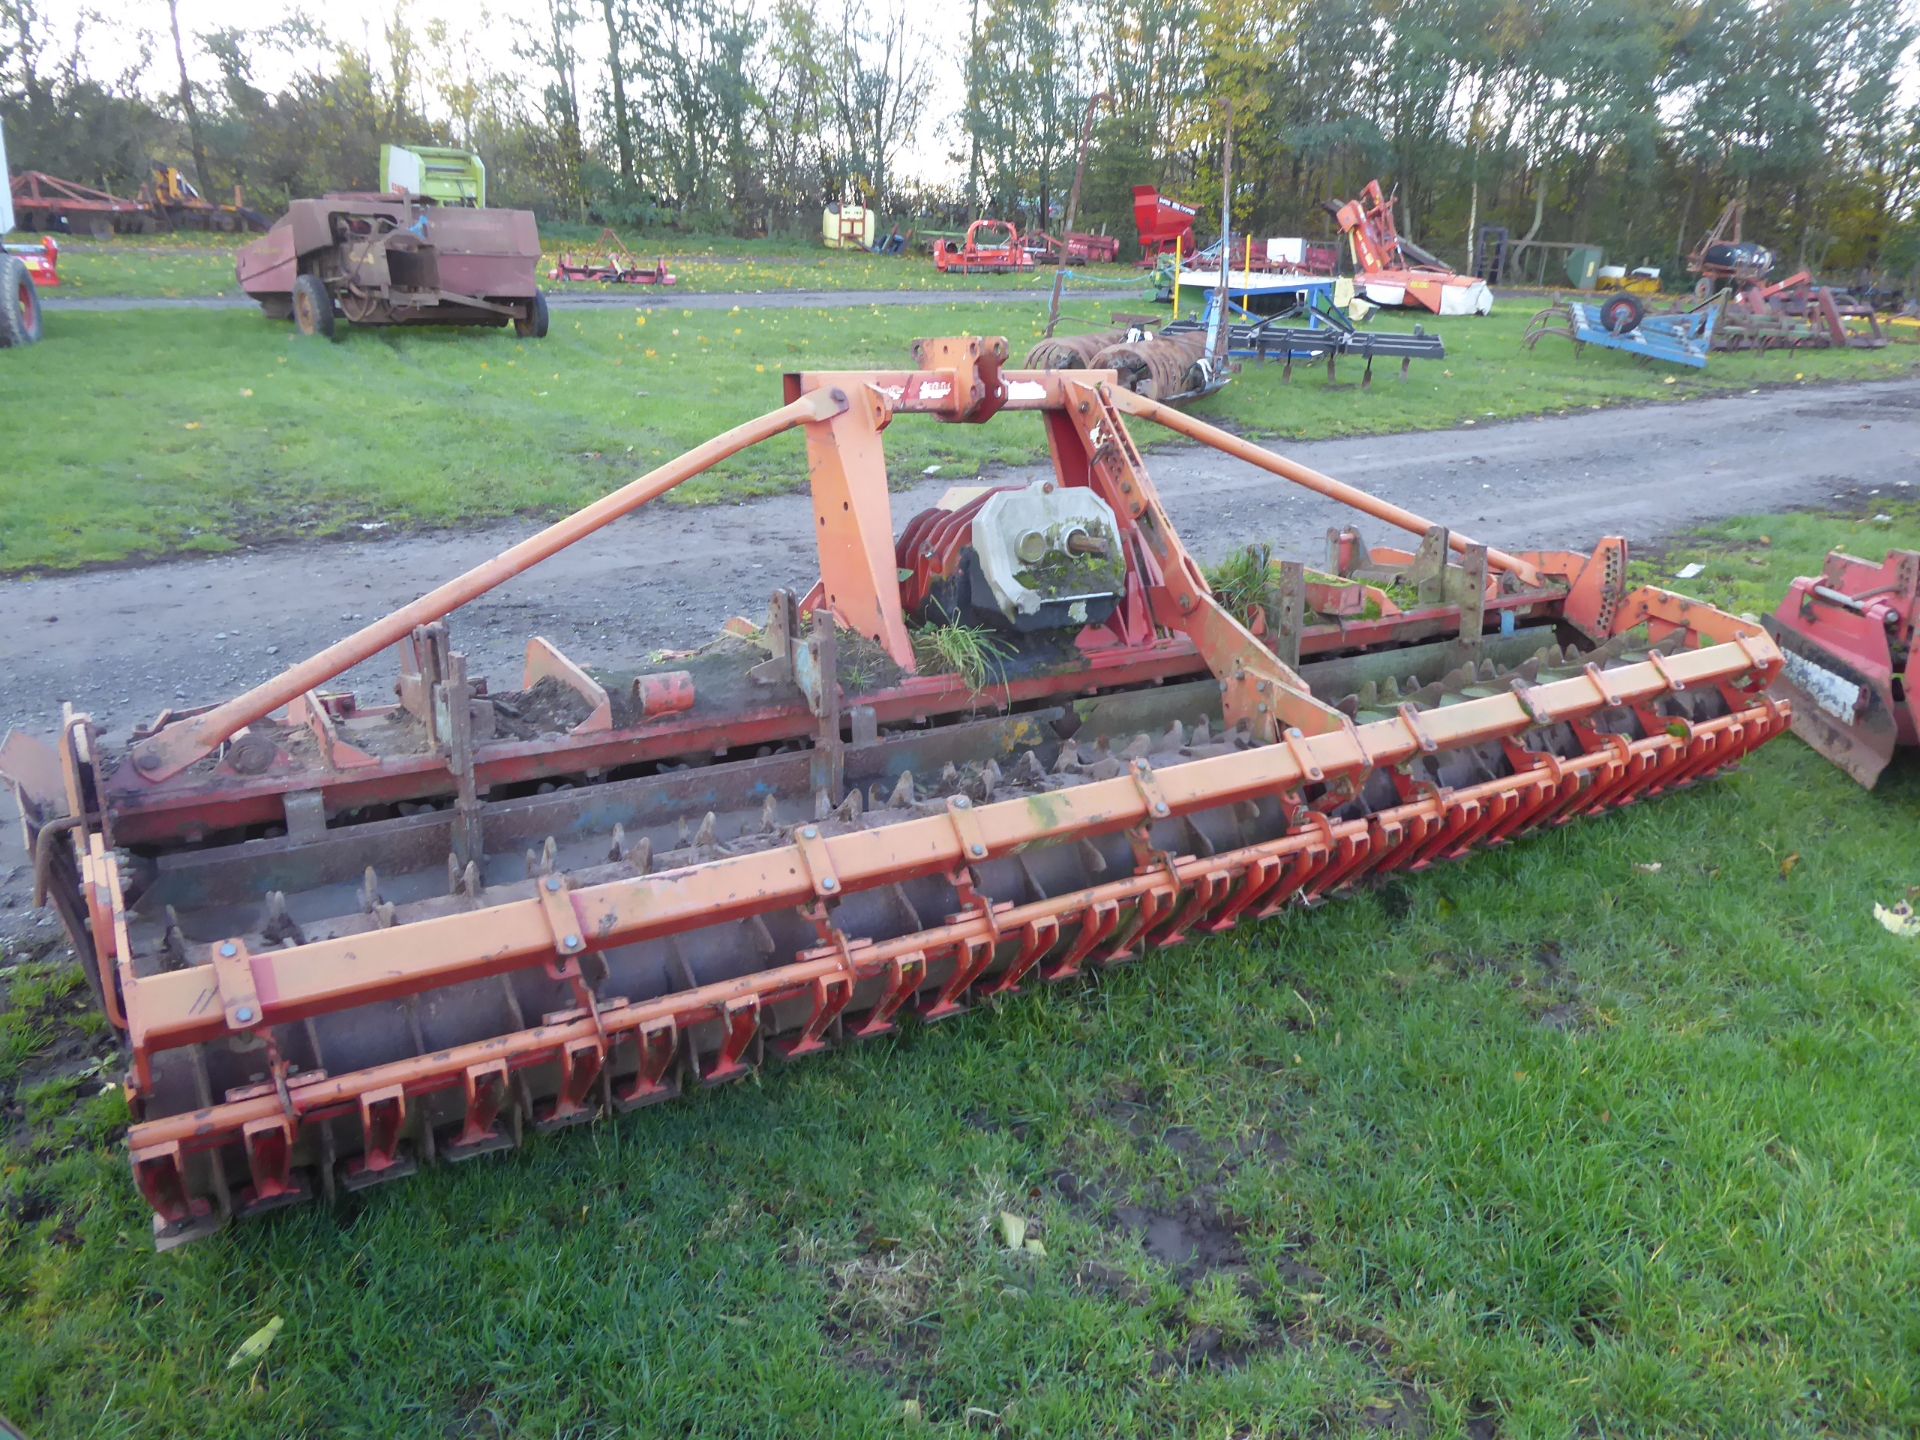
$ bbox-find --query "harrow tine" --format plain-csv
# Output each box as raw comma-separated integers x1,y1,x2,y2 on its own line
613,1020,681,1110
443,1060,514,1160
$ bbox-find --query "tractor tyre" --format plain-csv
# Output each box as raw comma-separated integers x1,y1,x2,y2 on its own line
1599,294,1645,334
292,274,336,339
0,256,42,348
514,290,550,339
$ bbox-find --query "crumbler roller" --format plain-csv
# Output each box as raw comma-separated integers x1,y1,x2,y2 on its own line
1,336,1790,1246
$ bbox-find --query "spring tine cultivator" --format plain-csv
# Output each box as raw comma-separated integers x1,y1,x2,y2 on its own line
3,337,1789,1247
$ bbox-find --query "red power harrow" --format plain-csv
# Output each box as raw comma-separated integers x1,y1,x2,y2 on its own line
3,337,1788,1246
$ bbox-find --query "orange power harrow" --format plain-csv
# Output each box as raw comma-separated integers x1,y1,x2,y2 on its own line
2,338,1789,1247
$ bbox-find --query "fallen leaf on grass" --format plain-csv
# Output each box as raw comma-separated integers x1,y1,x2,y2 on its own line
225,1315,283,1369
998,1212,1028,1250
1780,852,1800,879
1873,901,1920,937
1635,862,1663,874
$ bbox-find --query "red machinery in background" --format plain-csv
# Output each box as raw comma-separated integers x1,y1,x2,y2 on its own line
1687,201,1885,350
1329,180,1493,316
1688,200,1775,292
5,235,58,287
1766,549,1919,787
1131,186,1336,277
1025,230,1122,265
550,229,677,287
8,171,147,236
932,219,1035,274
1188,233,1339,277
237,192,546,339
11,165,266,235
1132,186,1198,264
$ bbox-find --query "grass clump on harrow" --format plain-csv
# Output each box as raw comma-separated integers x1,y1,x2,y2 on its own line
909,617,1014,694
1203,545,1277,619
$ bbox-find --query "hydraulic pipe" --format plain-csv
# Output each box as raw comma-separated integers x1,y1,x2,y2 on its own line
1107,388,1543,585
127,389,847,783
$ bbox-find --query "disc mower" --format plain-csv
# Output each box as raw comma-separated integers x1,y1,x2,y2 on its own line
2,337,1790,1247
1765,548,1918,787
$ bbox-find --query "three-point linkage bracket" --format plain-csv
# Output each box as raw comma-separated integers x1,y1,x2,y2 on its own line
1059,378,1351,746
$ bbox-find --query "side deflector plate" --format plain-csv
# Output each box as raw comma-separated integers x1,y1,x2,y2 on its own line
1763,615,1900,787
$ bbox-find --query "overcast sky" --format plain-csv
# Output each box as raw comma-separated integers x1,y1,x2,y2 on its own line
100,0,528,91
92,0,966,182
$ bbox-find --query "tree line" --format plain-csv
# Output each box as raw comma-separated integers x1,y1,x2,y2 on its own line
3,0,1916,279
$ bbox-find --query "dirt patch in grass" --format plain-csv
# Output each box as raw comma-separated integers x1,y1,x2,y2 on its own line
1051,1086,1442,1430
808,1230,943,1385
444,1382,512,1440
1057,1087,1307,1278
1429,939,1594,1034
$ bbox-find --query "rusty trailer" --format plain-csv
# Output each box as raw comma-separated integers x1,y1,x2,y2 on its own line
3,337,1789,1246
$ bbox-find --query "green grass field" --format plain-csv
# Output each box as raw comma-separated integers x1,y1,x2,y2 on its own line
3,506,1919,1438
13,229,1143,301
2,299,1913,573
